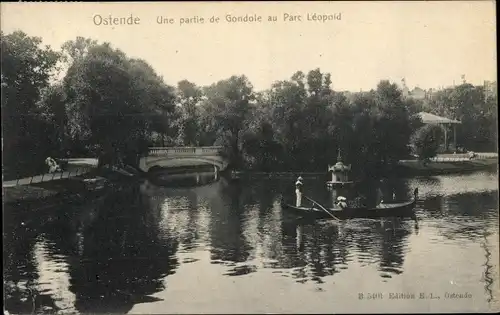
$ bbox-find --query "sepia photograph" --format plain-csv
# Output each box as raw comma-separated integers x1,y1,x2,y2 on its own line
2,1,498,314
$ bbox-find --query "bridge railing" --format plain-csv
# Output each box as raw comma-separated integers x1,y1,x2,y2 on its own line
148,146,223,157
400,152,498,164
3,167,93,188
430,152,498,162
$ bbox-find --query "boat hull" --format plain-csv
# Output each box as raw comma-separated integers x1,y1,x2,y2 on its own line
326,181,354,187
281,200,416,220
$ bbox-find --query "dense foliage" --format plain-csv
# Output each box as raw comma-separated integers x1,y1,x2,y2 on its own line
1,31,62,178
62,40,177,167
2,31,497,180
411,125,443,161
420,84,498,152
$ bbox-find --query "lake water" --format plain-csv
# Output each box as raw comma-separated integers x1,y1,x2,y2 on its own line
3,171,499,314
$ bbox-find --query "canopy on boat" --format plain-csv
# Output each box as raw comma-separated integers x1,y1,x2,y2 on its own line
329,161,351,172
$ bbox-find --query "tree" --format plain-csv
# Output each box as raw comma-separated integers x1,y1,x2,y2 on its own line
61,36,98,63
199,75,254,169
1,31,61,178
425,83,497,152
263,73,308,169
241,93,283,171
347,92,379,170
239,69,342,171
62,42,176,167
483,92,498,151
176,80,202,146
302,69,337,168
306,68,324,96
372,80,415,165
450,84,496,151
411,124,443,162
37,83,68,154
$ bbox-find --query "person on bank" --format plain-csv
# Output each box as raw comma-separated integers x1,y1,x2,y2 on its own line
45,156,61,173
295,176,303,207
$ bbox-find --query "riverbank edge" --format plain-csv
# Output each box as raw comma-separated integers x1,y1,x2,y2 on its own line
3,167,145,208
4,158,497,208
394,158,498,177
230,158,498,179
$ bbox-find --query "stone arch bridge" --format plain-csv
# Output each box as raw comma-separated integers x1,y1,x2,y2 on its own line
139,146,229,173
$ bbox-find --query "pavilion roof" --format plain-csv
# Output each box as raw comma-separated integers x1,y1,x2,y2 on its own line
417,112,461,124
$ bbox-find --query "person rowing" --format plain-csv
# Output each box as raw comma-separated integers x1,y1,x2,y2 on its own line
295,176,303,207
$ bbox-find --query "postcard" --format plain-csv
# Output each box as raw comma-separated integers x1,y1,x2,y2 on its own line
2,1,498,314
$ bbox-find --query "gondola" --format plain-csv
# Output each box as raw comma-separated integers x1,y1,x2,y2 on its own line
281,188,418,220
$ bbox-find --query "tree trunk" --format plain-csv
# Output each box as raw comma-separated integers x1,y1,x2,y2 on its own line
232,139,240,169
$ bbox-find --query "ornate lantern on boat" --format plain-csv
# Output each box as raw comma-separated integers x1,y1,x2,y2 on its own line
327,150,353,188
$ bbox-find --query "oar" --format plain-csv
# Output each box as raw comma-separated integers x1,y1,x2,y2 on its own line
304,195,340,221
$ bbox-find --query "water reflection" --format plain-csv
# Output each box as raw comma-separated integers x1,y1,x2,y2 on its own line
378,219,412,278
4,186,180,314
209,182,253,266
149,168,218,188
4,213,43,314
33,238,77,314
4,170,499,313
292,222,345,283
67,187,179,314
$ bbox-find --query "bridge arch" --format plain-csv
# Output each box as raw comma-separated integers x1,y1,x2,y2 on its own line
138,146,229,172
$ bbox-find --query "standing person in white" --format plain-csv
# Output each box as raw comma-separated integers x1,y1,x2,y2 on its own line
295,176,303,207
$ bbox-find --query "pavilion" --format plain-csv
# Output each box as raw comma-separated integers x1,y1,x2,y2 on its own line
417,112,461,151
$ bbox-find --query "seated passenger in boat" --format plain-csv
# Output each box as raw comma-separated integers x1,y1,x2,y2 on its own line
295,176,303,207
336,196,348,208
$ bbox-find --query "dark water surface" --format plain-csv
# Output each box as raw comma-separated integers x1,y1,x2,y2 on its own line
3,171,499,314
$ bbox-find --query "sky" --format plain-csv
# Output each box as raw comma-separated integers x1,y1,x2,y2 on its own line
1,1,497,92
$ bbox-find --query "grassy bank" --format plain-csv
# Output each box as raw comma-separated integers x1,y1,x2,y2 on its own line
395,158,498,176
2,174,95,208
3,185,60,204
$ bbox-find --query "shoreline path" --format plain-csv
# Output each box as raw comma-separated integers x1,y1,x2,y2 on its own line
2,158,98,188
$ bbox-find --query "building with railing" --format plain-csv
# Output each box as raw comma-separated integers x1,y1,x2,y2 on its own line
417,112,461,152
484,80,497,99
